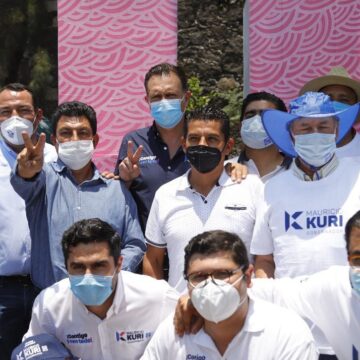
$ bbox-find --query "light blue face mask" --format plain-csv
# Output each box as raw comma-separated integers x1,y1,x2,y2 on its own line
69,273,115,306
150,98,184,129
240,114,273,149
293,132,336,168
350,267,360,297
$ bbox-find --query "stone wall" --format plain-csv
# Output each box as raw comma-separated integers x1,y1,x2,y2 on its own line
178,0,244,94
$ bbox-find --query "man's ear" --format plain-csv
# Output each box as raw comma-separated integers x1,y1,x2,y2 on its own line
116,256,123,272
33,108,43,133
50,134,57,146
223,137,234,155
183,90,192,111
93,134,100,149
245,264,254,287
181,135,187,152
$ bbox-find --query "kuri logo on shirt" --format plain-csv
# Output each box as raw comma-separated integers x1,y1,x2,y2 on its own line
115,330,152,343
284,208,343,232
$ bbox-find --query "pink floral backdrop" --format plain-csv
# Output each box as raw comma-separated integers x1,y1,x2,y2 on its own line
58,0,177,171
244,0,360,106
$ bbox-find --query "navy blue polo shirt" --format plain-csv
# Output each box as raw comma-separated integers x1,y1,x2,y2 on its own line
115,123,189,231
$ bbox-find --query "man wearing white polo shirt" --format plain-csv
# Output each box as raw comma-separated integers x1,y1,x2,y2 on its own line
141,230,317,359
143,106,262,292
24,218,178,360
250,209,360,360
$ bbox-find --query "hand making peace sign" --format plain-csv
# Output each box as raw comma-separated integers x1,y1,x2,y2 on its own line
17,132,46,179
118,140,143,183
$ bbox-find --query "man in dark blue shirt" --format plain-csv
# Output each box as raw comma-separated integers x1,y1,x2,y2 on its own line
115,63,191,231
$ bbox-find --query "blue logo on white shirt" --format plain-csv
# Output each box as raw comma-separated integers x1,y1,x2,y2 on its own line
284,209,343,232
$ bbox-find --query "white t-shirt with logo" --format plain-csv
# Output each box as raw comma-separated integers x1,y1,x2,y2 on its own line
24,271,179,360
140,298,317,360
250,266,360,360
251,157,360,278
146,169,262,292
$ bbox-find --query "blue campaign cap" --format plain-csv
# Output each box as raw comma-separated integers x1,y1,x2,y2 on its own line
11,333,79,360
261,92,360,157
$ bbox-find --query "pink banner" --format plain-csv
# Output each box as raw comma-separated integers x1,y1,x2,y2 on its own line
58,0,177,170
244,0,360,105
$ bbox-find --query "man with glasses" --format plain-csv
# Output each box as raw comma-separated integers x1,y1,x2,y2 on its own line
11,101,146,290
0,83,57,357
141,230,317,359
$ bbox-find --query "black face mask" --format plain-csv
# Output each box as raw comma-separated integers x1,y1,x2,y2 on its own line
186,145,222,173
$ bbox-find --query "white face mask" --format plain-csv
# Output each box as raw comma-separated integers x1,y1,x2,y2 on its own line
293,132,336,168
190,275,246,323
240,114,273,149
58,140,94,170
1,116,34,145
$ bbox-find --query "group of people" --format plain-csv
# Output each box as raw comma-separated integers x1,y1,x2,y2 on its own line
1,63,360,360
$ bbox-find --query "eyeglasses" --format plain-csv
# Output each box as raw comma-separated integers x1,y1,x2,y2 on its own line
349,254,360,267
185,267,243,288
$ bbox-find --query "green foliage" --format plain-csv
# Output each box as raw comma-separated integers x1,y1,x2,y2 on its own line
187,76,211,110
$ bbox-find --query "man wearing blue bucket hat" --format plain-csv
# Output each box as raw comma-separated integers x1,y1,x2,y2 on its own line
250,92,360,357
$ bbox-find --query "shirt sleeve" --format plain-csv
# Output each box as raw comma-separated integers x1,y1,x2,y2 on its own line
10,163,46,204
23,290,55,340
119,182,147,272
145,192,167,248
140,315,174,360
250,192,274,255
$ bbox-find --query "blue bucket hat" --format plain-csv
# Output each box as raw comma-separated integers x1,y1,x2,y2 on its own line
261,92,360,157
11,333,78,360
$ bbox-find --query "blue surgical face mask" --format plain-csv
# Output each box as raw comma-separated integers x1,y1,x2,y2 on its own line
293,132,336,168
69,272,115,306
150,98,184,129
240,114,273,149
350,267,360,297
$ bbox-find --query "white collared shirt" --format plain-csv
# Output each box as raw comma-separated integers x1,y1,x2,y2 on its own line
0,140,57,275
250,266,360,360
24,271,179,360
145,169,263,292
141,297,317,360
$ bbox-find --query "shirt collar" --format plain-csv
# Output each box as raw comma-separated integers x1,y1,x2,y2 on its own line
52,158,109,184
192,297,265,350
0,139,18,166
108,272,125,315
177,168,231,191
292,154,339,181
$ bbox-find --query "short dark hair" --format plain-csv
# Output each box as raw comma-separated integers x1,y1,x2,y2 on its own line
344,211,360,254
144,63,188,94
184,106,231,142
0,82,38,109
62,218,121,267
183,230,249,276
52,101,97,135
240,91,287,120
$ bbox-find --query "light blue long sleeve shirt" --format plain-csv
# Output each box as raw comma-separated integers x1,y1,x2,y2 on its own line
10,159,146,289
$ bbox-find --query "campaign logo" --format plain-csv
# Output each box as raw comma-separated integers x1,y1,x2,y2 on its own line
284,208,343,233
186,354,206,360
16,340,51,360
139,155,158,165
66,333,93,345
285,211,303,231
115,330,152,343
